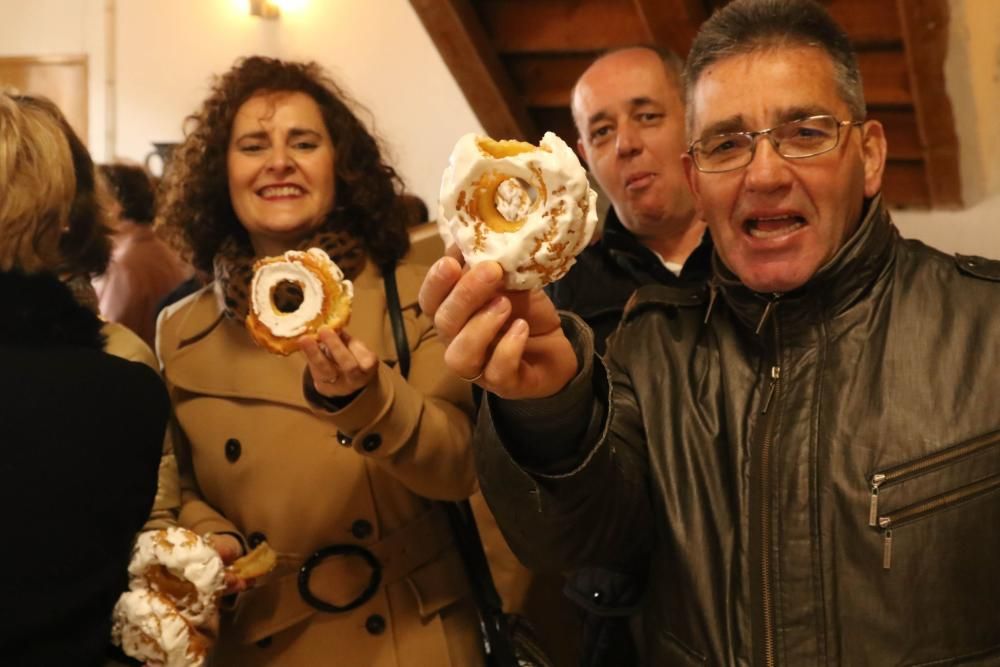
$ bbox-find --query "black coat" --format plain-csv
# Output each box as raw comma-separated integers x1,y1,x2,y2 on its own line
0,270,168,667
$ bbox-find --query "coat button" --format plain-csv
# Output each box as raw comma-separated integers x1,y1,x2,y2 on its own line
224,438,241,462
255,636,273,648
351,519,373,540
247,531,267,549
361,433,382,452
336,430,353,447
365,613,386,635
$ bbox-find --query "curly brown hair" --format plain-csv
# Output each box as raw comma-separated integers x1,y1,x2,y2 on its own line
157,56,410,273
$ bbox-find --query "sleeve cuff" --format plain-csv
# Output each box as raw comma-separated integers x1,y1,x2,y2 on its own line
488,312,604,471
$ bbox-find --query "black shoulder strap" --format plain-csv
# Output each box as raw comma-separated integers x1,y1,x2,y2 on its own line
381,262,517,667
382,265,411,379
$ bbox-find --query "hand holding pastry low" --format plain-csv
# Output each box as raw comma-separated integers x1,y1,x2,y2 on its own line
112,527,278,667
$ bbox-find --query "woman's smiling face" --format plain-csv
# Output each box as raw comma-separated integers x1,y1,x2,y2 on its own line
227,90,336,257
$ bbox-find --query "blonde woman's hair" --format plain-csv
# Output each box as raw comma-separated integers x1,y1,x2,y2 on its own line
0,91,76,272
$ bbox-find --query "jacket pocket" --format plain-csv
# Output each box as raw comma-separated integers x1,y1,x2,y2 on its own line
404,546,471,619
868,429,1000,529
876,472,1000,569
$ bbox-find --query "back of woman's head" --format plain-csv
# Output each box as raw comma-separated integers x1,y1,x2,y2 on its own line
0,92,76,273
159,56,409,273
4,94,113,276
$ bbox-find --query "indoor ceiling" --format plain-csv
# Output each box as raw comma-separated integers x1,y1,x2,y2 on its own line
412,0,960,209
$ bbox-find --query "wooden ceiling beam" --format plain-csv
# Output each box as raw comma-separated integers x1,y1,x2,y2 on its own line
896,0,962,206
631,0,707,55
882,158,931,208
505,55,593,110
481,0,648,54
858,50,913,106
826,0,903,47
409,0,537,141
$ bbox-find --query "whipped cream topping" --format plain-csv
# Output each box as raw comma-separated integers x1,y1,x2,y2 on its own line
438,131,598,290
250,248,353,339
127,527,224,625
113,590,205,667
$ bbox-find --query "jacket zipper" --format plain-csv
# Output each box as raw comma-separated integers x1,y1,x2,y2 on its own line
757,294,782,667
877,472,1000,569
759,364,780,667
869,429,1000,526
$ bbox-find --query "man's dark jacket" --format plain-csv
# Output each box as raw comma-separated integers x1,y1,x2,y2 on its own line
546,207,711,355
477,197,1000,665
545,208,710,665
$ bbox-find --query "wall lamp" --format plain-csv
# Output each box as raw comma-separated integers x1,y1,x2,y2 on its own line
249,0,280,19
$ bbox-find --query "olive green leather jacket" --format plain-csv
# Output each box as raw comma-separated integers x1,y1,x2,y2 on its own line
476,197,1000,665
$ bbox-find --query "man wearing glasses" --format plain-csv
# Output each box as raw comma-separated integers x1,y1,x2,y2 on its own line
420,0,1000,664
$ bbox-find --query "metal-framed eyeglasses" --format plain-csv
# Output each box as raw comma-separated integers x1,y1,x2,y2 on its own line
687,114,866,173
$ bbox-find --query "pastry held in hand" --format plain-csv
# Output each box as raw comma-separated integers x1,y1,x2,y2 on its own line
246,247,354,355
228,541,278,579
112,528,223,667
438,131,598,290
127,527,225,625
112,589,210,667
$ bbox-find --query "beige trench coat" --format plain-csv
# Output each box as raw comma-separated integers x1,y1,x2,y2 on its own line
157,260,484,667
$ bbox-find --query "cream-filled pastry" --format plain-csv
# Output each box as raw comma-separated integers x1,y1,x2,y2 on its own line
438,132,598,290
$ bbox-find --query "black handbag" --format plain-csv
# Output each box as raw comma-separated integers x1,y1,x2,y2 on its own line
382,264,552,667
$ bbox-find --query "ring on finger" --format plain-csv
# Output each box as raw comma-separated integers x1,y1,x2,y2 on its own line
458,370,484,383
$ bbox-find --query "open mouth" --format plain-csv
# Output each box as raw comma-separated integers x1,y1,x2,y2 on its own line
258,185,305,199
745,214,806,239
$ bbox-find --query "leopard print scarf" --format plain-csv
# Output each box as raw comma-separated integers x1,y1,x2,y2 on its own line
214,227,366,321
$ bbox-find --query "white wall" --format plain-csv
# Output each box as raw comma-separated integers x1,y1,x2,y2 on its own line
888,0,1000,260
893,191,1000,258
0,0,482,211
112,0,482,211
0,0,106,151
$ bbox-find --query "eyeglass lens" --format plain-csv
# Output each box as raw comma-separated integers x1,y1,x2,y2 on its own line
695,115,843,172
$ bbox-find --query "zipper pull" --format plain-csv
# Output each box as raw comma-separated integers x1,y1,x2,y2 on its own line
755,299,776,335
879,518,893,569
761,365,781,414
704,281,718,324
869,473,886,526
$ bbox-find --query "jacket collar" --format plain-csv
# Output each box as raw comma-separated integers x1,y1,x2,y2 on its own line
1,270,105,349
602,207,713,284
711,195,897,335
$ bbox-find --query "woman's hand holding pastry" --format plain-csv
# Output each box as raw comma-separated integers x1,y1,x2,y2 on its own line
207,533,251,595
301,328,378,398
419,256,577,400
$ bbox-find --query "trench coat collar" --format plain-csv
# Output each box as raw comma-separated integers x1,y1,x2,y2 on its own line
712,194,897,337
162,260,387,408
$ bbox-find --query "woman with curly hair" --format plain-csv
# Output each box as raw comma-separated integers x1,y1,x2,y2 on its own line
155,56,483,666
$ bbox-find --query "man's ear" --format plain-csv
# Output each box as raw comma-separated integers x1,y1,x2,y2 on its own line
681,152,704,216
860,120,888,198
681,153,708,221
576,137,590,168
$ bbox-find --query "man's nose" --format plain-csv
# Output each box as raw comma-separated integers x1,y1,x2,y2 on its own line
616,122,642,157
744,136,792,192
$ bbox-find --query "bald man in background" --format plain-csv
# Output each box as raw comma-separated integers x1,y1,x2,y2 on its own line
543,46,711,667
547,46,710,355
